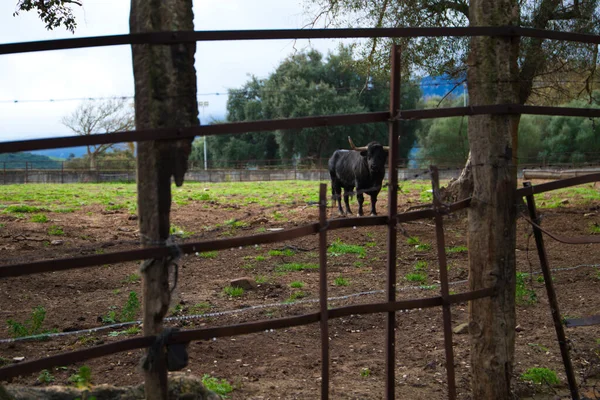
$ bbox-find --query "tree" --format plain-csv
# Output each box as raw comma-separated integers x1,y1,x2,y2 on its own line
61,98,135,170
14,0,81,32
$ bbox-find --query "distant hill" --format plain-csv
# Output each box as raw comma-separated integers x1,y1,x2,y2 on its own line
420,76,466,98
31,146,87,159
0,152,61,169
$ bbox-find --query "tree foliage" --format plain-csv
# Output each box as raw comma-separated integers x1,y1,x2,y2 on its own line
215,47,421,167
14,0,81,32
61,98,135,169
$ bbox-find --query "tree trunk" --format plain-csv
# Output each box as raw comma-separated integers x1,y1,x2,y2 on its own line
467,0,519,399
130,1,198,399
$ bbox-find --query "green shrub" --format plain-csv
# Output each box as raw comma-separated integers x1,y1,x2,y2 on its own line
520,367,560,385
6,306,51,338
31,214,49,223
201,374,233,397
405,273,427,284
328,239,366,258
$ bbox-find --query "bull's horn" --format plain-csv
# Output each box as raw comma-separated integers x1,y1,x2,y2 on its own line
348,136,368,152
382,136,400,152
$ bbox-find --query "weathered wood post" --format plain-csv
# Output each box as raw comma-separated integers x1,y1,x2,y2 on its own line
130,1,198,399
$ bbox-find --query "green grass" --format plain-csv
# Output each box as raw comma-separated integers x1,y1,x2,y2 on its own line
334,276,349,286
290,281,305,288
69,365,92,389
590,223,600,234
30,214,49,223
285,291,308,302
225,218,248,229
406,236,421,246
201,374,233,397
414,260,428,271
105,203,126,211
255,276,268,284
6,305,53,338
516,272,538,305
415,243,432,251
520,367,560,385
255,255,266,261
47,225,64,236
360,367,371,378
275,262,319,272
268,249,295,257
446,245,468,253
120,292,140,322
170,225,193,239
108,326,141,337
405,272,427,284
3,204,47,213
197,250,218,258
223,286,244,297
328,238,366,258
122,273,141,284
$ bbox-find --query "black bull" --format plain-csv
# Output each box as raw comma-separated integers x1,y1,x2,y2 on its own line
328,141,388,216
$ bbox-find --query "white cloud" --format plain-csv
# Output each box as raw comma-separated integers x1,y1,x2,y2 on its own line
0,0,350,142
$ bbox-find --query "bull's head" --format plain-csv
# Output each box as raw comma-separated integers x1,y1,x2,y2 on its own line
348,136,389,173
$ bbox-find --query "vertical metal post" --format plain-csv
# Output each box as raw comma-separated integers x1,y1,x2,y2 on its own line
3,162,5,185
523,182,579,400
386,43,401,400
318,183,329,399
61,162,64,184
430,166,457,400
24,162,28,184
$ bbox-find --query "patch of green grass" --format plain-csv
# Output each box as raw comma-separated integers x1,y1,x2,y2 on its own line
197,250,218,258
223,286,244,297
446,245,468,253
30,214,49,223
275,263,319,272
47,225,64,236
53,207,76,213
37,369,55,384
120,292,140,322
353,261,365,268
268,249,295,257
122,273,140,284
6,305,52,338
69,365,92,389
108,326,141,337
405,272,427,284
170,225,193,239
105,203,126,211
290,281,305,288
255,276,268,284
285,291,307,303
225,218,248,229
520,367,560,385
420,190,433,202
328,239,366,258
414,260,428,271
527,343,550,352
415,243,432,251
365,242,377,248
406,236,421,246
255,255,266,261
201,374,233,397
360,367,371,378
516,272,538,305
334,276,349,286
4,204,47,213
590,223,600,234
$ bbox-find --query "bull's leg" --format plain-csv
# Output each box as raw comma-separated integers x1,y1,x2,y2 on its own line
357,192,365,216
369,193,378,216
332,183,344,216
343,188,353,216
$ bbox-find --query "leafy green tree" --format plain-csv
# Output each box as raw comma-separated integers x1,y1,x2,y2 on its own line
14,0,81,32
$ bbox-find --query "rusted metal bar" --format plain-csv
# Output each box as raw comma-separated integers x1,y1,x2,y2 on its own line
430,166,456,400
517,173,600,197
386,43,401,400
318,184,329,399
3,26,600,56
523,182,579,400
4,105,600,155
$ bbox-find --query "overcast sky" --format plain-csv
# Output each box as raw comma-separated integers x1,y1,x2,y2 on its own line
0,1,351,142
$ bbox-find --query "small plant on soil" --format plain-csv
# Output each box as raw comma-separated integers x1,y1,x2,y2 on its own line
334,276,349,286
122,273,141,284
415,243,432,251
224,286,244,297
446,245,468,253
516,272,538,305
201,374,233,397
520,367,560,385
69,365,92,389
189,302,211,315
225,218,247,229
353,261,365,268
7,305,53,338
4,204,46,213
286,291,307,303
120,292,140,322
105,203,126,211
101,306,118,324
255,275,268,284
38,369,55,384
591,223,600,234
328,238,366,258
30,214,48,223
268,249,295,257
170,225,193,239
406,236,421,246
108,326,141,337
196,250,218,258
290,281,304,288
405,272,427,284
47,225,64,236
360,367,371,378
365,241,377,248
255,255,266,261
414,260,428,271
275,263,319,272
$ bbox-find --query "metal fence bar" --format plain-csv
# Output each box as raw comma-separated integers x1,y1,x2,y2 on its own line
523,182,580,400
386,43,401,400
0,287,495,381
430,166,456,400
318,184,329,400
3,26,600,56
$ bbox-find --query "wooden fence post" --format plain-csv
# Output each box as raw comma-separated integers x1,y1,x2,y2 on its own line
130,1,198,399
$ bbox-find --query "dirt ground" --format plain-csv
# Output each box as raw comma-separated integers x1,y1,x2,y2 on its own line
0,181,599,399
